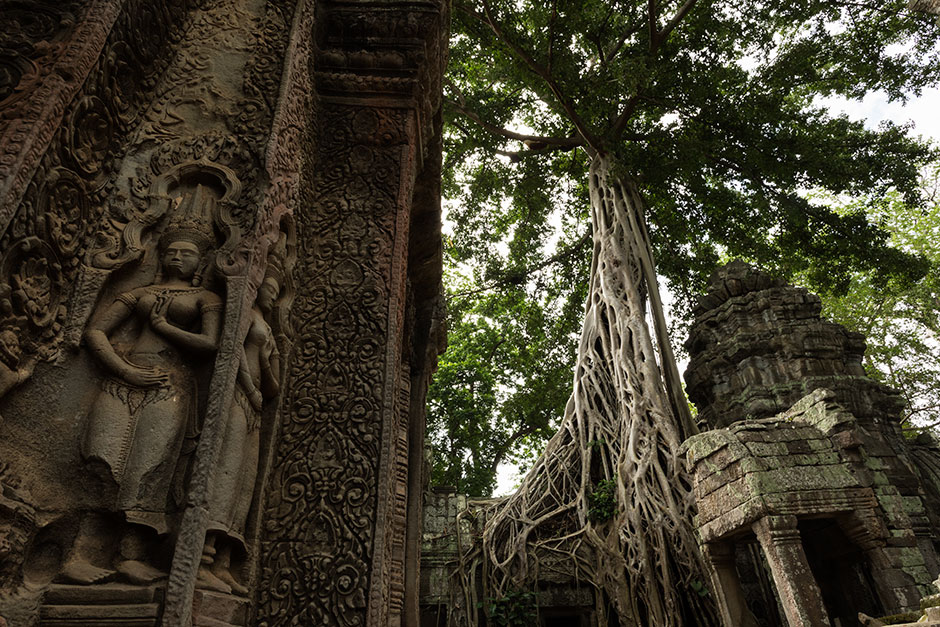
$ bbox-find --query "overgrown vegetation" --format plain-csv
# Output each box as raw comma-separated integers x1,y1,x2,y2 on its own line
798,170,940,430
428,0,940,624
430,0,940,497
480,590,538,627
587,479,617,522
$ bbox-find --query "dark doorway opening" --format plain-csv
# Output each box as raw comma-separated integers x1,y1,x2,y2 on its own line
419,604,448,627
799,517,883,626
540,612,589,627
733,536,786,627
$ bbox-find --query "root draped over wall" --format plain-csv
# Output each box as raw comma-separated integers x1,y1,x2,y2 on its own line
453,156,719,627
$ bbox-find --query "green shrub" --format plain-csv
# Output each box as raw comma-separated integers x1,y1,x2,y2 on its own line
588,479,617,522
481,590,537,627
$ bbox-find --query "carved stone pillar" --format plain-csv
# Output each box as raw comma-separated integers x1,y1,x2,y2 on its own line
253,1,448,626
703,542,756,627
752,515,830,627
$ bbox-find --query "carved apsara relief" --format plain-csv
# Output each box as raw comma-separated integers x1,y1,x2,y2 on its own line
194,228,294,599
1,0,293,370
0,7,199,621
0,0,293,379
57,165,239,589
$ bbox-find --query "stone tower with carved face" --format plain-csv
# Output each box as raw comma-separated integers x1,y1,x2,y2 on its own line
0,1,448,625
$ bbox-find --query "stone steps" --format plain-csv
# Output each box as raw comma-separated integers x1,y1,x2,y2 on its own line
38,583,164,627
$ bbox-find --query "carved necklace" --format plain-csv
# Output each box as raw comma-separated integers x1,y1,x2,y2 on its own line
144,285,203,295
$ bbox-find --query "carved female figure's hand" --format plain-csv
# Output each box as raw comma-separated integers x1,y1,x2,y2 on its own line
120,364,168,387
149,298,172,333
249,389,264,412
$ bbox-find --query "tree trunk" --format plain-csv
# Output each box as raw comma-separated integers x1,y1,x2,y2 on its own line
473,155,718,626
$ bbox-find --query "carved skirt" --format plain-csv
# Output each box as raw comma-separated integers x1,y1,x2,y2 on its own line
206,384,260,546
81,352,196,535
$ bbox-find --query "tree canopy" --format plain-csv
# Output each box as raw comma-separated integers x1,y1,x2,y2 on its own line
803,168,940,430
429,0,940,497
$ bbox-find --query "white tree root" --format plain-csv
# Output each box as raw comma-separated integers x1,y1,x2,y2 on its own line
454,156,718,626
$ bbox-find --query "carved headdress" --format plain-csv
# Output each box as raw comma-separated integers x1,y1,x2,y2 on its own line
158,184,218,254
156,184,220,287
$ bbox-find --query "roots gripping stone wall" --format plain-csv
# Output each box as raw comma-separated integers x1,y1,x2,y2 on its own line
457,156,718,627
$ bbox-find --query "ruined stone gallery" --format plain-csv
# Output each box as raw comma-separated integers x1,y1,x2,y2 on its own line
420,263,940,627
0,0,447,624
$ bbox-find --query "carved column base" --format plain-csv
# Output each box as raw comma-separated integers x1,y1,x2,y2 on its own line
191,588,248,627
38,582,164,626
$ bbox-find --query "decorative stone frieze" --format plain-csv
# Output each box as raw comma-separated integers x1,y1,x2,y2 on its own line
0,0,447,625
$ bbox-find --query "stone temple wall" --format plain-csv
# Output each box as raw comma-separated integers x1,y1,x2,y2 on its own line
683,261,940,626
684,260,905,431
0,1,447,625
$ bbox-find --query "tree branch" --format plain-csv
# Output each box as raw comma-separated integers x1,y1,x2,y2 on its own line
834,0,923,19
446,98,582,148
610,95,642,143
648,0,658,53
602,17,647,65
492,145,579,161
652,0,700,53
445,76,585,150
451,231,592,300
548,0,557,74
611,0,700,143
475,0,604,155
487,424,541,479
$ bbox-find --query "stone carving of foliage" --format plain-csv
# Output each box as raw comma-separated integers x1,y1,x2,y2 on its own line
256,102,407,627
39,167,88,260
0,0,192,365
66,96,114,183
